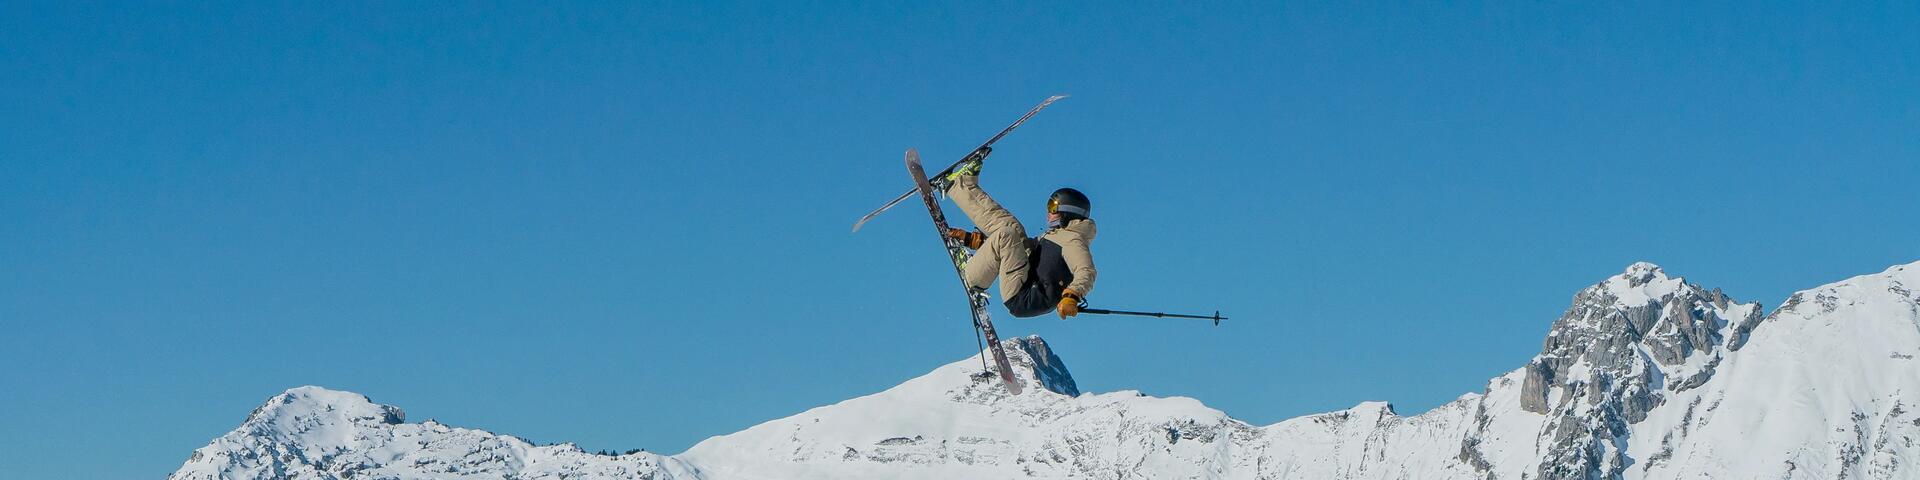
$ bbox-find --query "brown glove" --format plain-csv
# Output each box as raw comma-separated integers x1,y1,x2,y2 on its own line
1057,289,1083,319
946,228,985,250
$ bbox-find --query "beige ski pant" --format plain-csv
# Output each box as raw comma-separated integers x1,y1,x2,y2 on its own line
948,175,1031,302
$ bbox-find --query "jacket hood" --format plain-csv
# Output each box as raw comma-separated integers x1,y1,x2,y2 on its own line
1057,218,1097,243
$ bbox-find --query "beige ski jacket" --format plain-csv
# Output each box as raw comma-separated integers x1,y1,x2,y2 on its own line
1039,218,1098,298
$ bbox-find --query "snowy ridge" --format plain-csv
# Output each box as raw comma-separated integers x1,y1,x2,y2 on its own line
171,261,1920,479
168,388,701,480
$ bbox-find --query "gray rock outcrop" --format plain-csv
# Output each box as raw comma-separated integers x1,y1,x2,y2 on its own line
1514,262,1762,480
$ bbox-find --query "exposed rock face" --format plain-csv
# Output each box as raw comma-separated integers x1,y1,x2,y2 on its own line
1011,336,1079,396
172,262,1920,480
1515,263,1763,479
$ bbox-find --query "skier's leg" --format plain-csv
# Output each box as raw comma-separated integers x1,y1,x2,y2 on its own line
948,175,1027,240
950,176,1031,301
963,236,1034,302
963,237,1001,291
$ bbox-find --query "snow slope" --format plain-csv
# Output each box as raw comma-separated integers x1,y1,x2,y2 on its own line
170,261,1920,479
1630,262,1920,478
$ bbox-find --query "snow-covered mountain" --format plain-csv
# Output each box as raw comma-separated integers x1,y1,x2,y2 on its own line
171,261,1920,479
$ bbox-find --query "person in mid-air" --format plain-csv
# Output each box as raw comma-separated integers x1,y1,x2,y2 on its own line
939,158,1097,319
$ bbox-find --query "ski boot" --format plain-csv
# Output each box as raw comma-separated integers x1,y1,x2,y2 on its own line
929,147,991,194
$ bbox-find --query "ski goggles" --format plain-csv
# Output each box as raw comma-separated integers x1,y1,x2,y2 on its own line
1047,198,1089,217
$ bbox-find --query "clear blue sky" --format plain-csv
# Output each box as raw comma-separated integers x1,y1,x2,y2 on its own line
3,2,1916,478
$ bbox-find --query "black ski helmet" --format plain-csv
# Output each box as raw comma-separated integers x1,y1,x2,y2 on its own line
1047,187,1091,220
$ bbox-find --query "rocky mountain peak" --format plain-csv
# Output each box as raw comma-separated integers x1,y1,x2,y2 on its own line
1007,336,1080,396
1537,263,1760,368
1621,261,1665,285
1515,263,1764,479
1590,261,1686,308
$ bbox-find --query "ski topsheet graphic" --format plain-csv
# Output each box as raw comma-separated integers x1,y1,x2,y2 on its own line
905,149,1021,395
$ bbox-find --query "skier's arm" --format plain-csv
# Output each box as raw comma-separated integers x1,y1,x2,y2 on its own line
1061,236,1096,299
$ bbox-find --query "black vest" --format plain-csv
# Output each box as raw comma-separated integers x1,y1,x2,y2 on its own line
1005,236,1074,318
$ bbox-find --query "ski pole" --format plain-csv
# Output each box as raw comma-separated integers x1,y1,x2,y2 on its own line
1078,308,1227,326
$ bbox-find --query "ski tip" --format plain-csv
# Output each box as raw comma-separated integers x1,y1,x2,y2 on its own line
904,148,919,164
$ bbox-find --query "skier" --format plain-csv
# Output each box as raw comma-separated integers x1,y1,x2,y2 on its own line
940,159,1097,319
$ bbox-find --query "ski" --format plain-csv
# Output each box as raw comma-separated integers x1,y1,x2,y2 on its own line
851,95,1067,233
905,149,1022,395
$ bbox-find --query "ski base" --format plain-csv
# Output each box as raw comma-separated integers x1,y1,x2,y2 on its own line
905,149,1021,395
